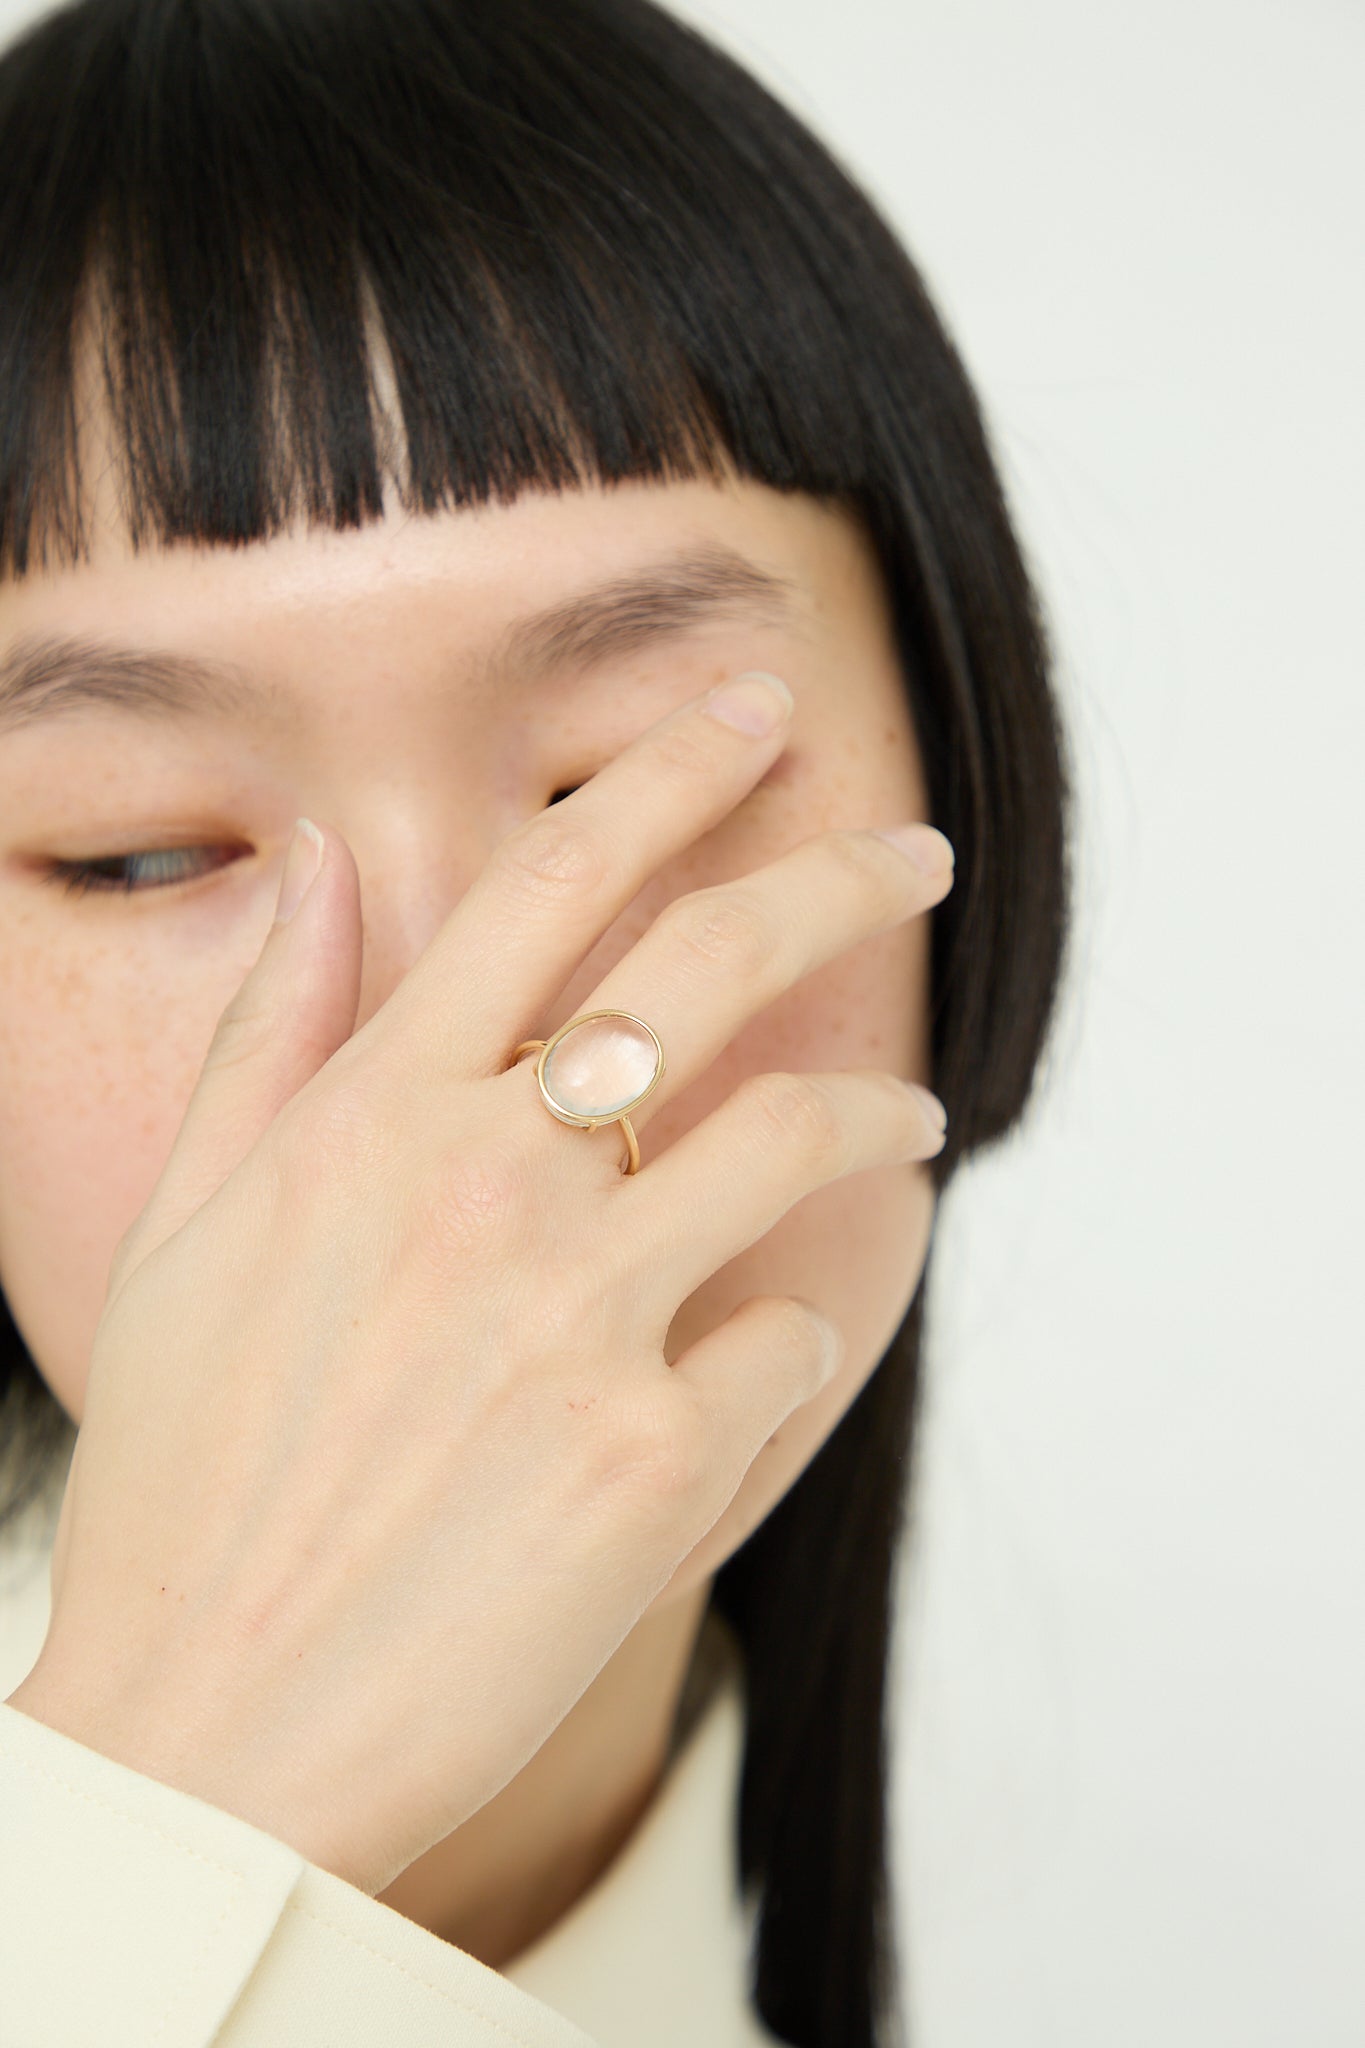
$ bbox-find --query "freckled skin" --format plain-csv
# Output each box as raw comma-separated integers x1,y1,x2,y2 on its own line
0,472,938,1956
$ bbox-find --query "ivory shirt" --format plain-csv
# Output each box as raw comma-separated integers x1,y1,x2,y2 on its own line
0,1438,780,2046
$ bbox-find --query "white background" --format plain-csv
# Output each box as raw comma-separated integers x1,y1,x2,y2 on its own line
2,1,1361,2042
659,4,1363,2044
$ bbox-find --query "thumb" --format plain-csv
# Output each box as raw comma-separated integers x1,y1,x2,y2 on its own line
106,818,363,1296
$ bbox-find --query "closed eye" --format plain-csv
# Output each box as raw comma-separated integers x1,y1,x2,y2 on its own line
41,846,239,897
41,792,582,897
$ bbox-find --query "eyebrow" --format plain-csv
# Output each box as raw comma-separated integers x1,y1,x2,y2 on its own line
0,543,801,735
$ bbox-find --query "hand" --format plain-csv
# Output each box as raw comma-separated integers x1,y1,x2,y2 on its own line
7,670,953,1898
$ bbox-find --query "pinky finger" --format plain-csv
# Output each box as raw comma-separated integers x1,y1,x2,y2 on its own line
666,1292,844,1494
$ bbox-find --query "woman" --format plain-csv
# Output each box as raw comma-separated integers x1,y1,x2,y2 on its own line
0,0,1074,2042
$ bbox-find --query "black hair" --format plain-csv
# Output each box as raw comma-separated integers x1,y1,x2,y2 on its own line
0,2,1076,2042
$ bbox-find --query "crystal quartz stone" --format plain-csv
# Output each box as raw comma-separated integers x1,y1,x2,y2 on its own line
542,1015,660,1121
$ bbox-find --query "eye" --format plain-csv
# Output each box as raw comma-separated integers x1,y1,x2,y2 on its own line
41,846,238,898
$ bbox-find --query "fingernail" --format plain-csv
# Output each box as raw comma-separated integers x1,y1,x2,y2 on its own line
871,822,955,875
274,818,324,925
815,1314,844,1385
701,671,794,735
908,1082,948,1131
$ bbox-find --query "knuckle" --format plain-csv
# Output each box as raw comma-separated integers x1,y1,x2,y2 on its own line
822,826,908,911
277,1075,396,1187
206,989,276,1075
739,1070,847,1172
497,814,614,902
647,716,724,783
409,1134,530,1261
660,886,772,977
520,1252,612,1354
601,1388,707,1504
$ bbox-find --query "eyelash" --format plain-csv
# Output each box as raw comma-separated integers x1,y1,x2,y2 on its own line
43,791,588,900
43,848,231,897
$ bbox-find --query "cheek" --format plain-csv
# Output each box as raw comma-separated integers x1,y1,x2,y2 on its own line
0,912,252,1422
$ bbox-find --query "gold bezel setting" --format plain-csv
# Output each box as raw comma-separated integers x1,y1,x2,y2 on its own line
532,1009,665,1129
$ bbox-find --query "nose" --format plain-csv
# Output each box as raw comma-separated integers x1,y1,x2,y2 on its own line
342,778,583,1038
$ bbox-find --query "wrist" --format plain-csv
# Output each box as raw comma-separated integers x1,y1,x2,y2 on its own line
6,1658,360,1886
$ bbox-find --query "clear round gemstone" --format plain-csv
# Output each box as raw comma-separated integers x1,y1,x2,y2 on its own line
542,1015,660,1120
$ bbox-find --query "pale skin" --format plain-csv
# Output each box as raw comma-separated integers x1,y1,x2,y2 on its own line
0,466,949,1967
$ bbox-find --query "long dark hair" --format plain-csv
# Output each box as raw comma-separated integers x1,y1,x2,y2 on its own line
0,1,1075,2041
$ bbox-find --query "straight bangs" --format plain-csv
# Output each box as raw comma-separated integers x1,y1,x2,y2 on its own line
0,0,877,580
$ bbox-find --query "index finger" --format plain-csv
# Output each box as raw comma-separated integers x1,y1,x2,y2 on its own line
361,670,796,1081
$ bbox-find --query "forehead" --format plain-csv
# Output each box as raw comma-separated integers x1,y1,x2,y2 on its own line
0,471,835,636
0,478,894,746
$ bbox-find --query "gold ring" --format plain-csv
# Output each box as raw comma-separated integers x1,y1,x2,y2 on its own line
506,1009,666,1176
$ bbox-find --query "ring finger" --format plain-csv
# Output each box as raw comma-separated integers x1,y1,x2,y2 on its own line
508,819,954,1163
